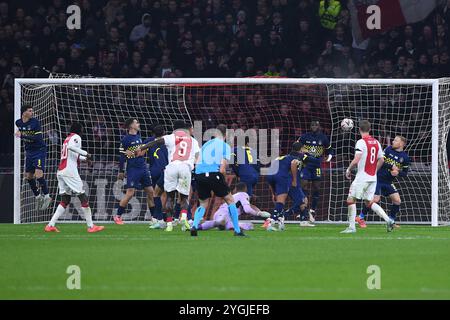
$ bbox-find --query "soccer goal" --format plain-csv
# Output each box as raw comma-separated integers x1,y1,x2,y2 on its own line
14,77,450,226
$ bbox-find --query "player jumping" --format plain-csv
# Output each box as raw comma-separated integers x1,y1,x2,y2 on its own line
297,120,334,222
15,105,51,210
45,122,104,233
138,120,200,232
356,135,410,228
197,182,270,231
114,118,155,225
342,120,395,234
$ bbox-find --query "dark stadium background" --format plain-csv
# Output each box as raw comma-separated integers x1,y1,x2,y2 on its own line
1,0,450,222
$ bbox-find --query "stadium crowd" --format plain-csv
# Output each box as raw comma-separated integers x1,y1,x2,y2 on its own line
1,0,450,166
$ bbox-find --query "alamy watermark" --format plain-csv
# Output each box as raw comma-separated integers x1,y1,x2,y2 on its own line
66,265,81,290
66,5,81,30
366,265,381,290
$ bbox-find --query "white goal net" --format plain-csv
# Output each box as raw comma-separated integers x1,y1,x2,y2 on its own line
14,77,450,226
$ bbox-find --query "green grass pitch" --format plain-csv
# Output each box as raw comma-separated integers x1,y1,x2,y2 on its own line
0,223,449,299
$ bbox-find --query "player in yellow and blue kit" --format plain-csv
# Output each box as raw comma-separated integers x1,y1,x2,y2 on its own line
15,105,52,210
265,142,305,231
114,118,154,224
231,137,260,198
357,136,410,228
297,120,334,221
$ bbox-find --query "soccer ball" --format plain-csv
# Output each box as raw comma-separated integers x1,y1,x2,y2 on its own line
341,118,354,131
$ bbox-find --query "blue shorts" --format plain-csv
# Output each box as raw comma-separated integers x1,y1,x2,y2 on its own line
266,175,289,195
151,171,164,189
25,150,46,173
300,166,322,181
126,167,152,189
375,181,399,196
239,174,259,196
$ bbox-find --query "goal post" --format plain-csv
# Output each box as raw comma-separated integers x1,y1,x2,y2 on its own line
13,77,450,226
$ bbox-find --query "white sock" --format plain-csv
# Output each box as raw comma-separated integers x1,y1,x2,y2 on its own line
180,212,187,221
81,206,94,228
371,203,391,222
49,204,65,226
348,204,357,229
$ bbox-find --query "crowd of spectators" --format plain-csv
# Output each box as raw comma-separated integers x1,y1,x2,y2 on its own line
1,0,450,166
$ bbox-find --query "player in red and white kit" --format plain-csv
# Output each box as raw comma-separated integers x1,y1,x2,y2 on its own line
342,120,394,234
138,120,200,231
45,122,104,233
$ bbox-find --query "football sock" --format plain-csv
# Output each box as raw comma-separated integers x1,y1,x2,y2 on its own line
28,178,40,197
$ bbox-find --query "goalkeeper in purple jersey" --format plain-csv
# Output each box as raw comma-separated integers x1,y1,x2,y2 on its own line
197,183,270,231
297,120,334,222
357,135,410,228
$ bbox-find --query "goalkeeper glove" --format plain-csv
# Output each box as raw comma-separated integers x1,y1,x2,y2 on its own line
258,211,271,219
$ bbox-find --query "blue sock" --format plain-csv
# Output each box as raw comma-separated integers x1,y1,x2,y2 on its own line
117,205,125,216
300,207,309,221
272,202,284,219
153,197,163,220
27,179,40,196
360,205,370,219
389,204,400,221
228,203,241,233
174,203,181,219
193,206,206,229
311,191,320,210
37,177,49,195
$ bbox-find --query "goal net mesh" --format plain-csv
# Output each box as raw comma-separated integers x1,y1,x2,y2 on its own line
16,76,450,224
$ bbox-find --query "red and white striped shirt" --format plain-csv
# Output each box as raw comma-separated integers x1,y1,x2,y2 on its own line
58,133,87,177
354,135,383,183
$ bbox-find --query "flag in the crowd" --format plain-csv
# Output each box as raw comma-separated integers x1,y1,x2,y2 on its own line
349,0,439,45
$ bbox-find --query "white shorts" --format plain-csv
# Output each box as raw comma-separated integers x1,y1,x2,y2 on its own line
57,172,84,195
164,162,192,196
348,180,376,201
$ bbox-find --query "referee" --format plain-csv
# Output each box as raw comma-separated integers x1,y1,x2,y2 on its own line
191,124,245,237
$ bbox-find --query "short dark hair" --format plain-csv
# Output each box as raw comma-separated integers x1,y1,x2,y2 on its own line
173,120,188,131
216,124,227,137
124,118,136,129
235,182,247,193
69,122,83,135
359,120,371,133
153,124,165,137
292,141,302,152
21,104,32,114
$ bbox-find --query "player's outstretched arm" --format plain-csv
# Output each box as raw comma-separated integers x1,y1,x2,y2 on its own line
68,145,89,157
139,137,165,152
